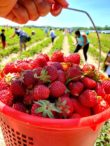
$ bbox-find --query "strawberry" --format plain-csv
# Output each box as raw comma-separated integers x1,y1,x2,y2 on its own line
72,98,91,117
22,70,35,88
24,91,34,105
16,60,32,72
37,53,49,62
3,62,18,74
0,78,9,90
33,85,50,100
51,51,64,62
13,103,26,112
102,80,110,94
50,2,62,16
66,65,82,83
93,96,109,114
49,81,66,97
38,65,58,83
64,53,80,65
103,94,110,105
95,82,106,97
47,61,63,70
31,100,60,118
10,79,25,97
0,89,14,106
82,77,97,89
31,56,47,68
82,64,95,77
69,81,84,96
56,96,74,118
57,70,66,83
79,89,97,108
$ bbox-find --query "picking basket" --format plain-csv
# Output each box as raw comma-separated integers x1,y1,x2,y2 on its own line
0,7,109,146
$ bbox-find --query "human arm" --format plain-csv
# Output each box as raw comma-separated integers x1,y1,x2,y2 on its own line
74,37,78,46
105,57,110,66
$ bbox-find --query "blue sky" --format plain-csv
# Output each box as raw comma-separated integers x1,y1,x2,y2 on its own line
0,0,110,27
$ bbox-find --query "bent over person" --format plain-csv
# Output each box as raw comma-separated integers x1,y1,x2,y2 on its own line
11,27,31,51
74,30,89,62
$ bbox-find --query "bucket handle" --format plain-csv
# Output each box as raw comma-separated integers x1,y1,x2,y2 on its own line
66,7,101,70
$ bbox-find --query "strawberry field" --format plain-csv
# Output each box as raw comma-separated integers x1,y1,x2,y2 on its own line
0,26,110,146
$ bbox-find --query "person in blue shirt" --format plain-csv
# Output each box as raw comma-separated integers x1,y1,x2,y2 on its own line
11,27,31,51
50,29,56,44
74,30,89,62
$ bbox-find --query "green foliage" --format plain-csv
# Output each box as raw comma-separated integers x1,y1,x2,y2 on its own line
95,121,110,146
49,34,64,55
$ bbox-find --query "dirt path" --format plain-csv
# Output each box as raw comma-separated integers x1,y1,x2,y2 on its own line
0,129,5,146
62,35,70,56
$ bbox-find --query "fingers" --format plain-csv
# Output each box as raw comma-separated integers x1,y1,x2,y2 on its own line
34,0,51,16
18,0,39,21
10,3,29,24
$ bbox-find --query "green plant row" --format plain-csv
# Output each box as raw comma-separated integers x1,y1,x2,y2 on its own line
18,38,51,60
67,34,74,53
49,34,64,55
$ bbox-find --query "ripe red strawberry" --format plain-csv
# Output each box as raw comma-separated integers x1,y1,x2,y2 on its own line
16,60,32,72
22,70,35,88
69,81,84,96
31,100,60,118
24,91,34,105
39,65,58,83
66,65,82,82
51,51,64,62
82,77,97,89
0,78,9,90
47,61,63,70
70,113,82,119
103,94,110,105
72,98,91,117
56,96,74,118
57,70,66,83
31,56,47,68
95,82,106,97
49,81,66,97
13,103,26,112
10,79,25,97
50,1,62,16
93,96,109,114
82,64,95,77
3,62,18,74
102,80,110,94
79,90,97,108
37,53,49,62
64,53,80,65
33,85,50,100
0,89,14,106
33,67,42,82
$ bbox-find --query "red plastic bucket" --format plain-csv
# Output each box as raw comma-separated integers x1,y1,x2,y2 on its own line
0,101,110,146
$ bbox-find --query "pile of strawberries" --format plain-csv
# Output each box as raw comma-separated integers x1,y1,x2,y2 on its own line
0,51,110,119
